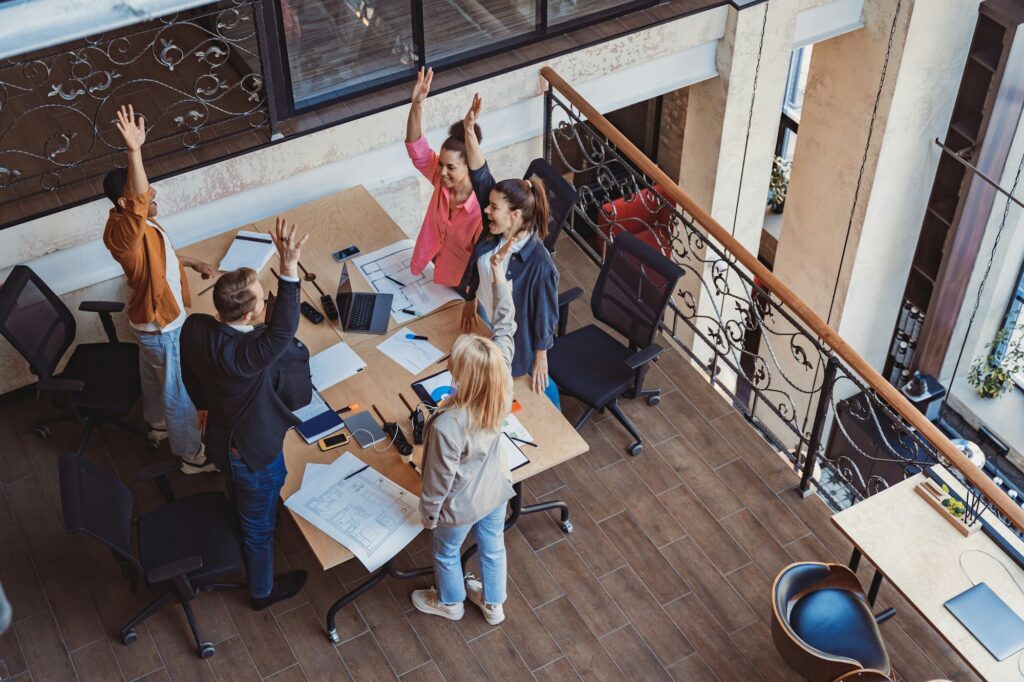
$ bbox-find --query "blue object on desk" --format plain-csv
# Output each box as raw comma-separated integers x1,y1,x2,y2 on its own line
945,582,1024,660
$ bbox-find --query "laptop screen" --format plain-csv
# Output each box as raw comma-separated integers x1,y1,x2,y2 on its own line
337,263,353,296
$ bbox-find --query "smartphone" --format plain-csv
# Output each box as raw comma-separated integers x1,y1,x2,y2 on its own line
318,431,351,451
332,245,361,262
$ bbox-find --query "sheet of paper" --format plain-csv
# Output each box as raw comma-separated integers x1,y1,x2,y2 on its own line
309,342,365,392
285,452,423,571
302,462,329,487
293,390,329,422
501,413,534,444
218,231,276,272
353,240,463,323
498,433,530,471
377,330,444,375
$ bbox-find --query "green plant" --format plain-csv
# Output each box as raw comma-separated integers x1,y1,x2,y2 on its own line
767,155,791,213
940,484,966,519
967,328,1024,399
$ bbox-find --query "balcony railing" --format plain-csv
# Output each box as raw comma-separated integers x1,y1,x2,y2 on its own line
539,66,1024,536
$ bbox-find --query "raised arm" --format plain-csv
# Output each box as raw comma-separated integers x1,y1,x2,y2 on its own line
117,104,149,196
489,239,517,367
406,67,432,143
463,94,485,171
104,105,152,256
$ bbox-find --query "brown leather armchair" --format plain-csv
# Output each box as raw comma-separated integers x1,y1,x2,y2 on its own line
772,562,892,682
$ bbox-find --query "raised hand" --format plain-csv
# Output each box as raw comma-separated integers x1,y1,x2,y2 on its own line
271,216,309,279
491,238,514,284
115,104,146,152
463,93,482,133
411,66,433,105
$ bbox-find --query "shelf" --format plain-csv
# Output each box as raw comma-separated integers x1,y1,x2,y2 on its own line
950,115,983,144
969,46,1001,72
912,263,937,285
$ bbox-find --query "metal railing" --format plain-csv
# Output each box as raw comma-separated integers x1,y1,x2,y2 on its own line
540,66,1024,534
0,0,270,227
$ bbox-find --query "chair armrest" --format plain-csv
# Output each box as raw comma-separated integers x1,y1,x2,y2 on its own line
146,555,203,584
625,344,664,370
79,300,125,313
131,458,183,484
557,287,584,337
79,301,123,343
37,377,85,394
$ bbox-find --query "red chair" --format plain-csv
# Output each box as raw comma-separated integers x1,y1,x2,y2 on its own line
594,185,674,258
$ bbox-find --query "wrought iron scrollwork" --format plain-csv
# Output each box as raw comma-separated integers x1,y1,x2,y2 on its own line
1,0,269,217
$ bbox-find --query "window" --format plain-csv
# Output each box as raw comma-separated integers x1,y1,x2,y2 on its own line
282,0,417,109
548,0,633,25
996,259,1024,387
424,0,536,62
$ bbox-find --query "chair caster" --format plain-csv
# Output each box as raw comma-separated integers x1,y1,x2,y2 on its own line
121,628,138,645
647,394,661,406
327,628,340,644
148,439,160,451
34,424,50,440
561,521,574,533
628,442,643,456
199,642,215,659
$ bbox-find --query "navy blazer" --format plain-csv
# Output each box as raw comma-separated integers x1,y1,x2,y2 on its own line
181,278,312,473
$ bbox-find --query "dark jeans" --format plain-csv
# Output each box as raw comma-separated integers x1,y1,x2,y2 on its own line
228,451,287,598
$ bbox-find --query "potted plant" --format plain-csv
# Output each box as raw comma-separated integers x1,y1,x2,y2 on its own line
767,155,791,214
967,328,1024,398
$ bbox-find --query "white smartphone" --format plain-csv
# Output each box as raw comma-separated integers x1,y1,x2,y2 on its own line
332,245,360,262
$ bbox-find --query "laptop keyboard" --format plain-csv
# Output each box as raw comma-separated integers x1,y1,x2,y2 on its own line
348,293,375,329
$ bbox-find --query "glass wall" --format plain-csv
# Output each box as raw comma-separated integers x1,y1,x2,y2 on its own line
548,0,631,25
425,0,536,62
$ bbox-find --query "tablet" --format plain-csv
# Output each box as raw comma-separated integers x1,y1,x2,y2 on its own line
412,369,456,407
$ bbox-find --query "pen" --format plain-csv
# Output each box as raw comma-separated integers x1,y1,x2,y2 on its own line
401,308,419,316
385,274,404,287
335,403,359,415
198,282,216,296
343,464,369,481
435,354,450,365
406,333,429,341
509,435,538,448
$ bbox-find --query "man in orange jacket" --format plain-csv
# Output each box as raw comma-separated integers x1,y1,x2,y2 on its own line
102,104,216,473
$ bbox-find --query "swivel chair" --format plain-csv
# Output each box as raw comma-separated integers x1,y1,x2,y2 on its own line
523,158,580,253
59,451,244,658
549,231,683,455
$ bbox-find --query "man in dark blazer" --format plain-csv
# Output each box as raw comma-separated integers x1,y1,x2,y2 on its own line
181,217,311,610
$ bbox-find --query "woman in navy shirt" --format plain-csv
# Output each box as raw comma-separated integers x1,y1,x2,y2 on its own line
457,95,560,407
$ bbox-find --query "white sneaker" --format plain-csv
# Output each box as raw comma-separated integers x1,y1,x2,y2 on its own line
180,443,217,475
411,587,464,621
147,421,168,445
465,575,505,625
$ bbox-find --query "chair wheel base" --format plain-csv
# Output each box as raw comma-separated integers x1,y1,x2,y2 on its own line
34,424,50,440
327,628,340,644
647,394,660,406
561,521,574,533
121,628,138,645
199,643,215,659
628,442,643,456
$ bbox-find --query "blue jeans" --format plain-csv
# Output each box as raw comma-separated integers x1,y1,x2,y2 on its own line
133,326,200,458
432,503,508,605
228,452,287,598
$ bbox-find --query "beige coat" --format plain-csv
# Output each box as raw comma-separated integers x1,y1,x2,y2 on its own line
419,279,517,528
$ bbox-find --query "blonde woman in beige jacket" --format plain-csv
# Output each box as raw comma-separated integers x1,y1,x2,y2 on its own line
412,239,518,625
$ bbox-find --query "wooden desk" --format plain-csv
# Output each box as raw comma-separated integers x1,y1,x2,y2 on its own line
832,471,1024,679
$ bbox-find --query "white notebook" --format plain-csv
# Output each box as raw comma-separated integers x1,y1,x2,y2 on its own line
218,231,276,272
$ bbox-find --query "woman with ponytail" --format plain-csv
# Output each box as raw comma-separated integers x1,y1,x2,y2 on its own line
405,67,483,286
456,95,561,407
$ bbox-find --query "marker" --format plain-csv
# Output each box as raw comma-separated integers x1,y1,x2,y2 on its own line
335,403,359,415
343,464,369,481
406,333,429,341
435,354,450,365
385,274,404,287
409,461,422,475
401,308,419,316
509,435,538,448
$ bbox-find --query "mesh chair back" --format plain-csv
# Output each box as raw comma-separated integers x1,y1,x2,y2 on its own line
58,451,139,569
0,265,76,380
592,231,684,350
523,158,580,252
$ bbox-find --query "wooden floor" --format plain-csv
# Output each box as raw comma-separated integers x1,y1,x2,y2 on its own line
0,237,981,681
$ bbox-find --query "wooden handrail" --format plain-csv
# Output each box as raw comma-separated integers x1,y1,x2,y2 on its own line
540,66,1024,534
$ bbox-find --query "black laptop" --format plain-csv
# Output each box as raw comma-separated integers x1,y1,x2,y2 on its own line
335,263,392,334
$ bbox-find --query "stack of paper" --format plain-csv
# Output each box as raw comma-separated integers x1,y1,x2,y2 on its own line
309,342,366,392
353,241,463,324
377,330,444,374
286,452,423,571
218,231,276,272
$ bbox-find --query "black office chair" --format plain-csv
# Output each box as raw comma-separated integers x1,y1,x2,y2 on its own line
59,451,244,658
523,158,580,253
0,264,146,452
771,562,892,681
549,231,683,455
